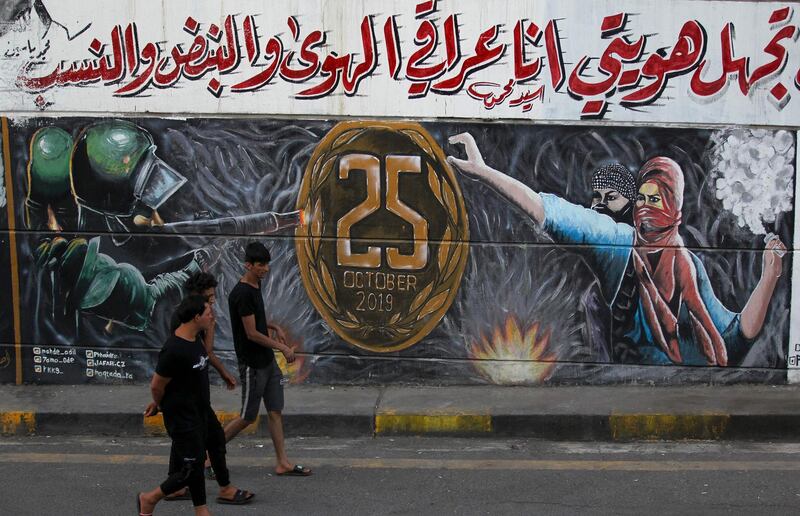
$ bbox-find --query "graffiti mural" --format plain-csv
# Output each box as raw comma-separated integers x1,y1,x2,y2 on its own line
0,117,793,385
0,124,16,384
449,132,788,367
11,118,306,382
295,121,469,352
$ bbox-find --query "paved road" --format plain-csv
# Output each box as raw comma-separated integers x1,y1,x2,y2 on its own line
2,436,800,515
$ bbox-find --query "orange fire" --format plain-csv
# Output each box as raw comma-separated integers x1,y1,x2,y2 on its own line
272,327,311,384
468,316,556,384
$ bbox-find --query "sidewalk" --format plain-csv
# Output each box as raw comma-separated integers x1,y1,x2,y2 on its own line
2,384,800,441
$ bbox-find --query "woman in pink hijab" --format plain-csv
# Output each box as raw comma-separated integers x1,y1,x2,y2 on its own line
631,157,785,365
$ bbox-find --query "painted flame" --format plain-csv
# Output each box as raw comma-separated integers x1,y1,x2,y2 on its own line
468,316,556,385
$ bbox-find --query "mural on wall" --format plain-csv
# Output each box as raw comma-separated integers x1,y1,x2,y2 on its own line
0,128,15,384
13,118,306,382
449,133,787,368
1,1,799,125
2,117,795,385
295,121,469,353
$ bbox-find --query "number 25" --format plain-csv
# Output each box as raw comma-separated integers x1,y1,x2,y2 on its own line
337,154,428,270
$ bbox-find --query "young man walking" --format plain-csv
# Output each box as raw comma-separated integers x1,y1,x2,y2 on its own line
138,295,253,516
185,271,238,392
224,242,312,476
164,272,242,498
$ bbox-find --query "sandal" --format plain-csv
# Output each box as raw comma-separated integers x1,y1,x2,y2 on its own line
217,488,255,505
277,464,312,476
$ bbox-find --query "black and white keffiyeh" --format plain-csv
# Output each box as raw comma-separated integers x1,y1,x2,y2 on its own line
591,163,636,200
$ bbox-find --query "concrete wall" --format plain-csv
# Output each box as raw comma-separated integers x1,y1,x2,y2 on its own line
0,1,798,386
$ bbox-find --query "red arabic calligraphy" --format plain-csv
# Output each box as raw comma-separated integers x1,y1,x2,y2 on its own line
13,2,800,119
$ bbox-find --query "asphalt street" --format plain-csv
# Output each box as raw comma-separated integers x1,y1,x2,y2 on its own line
2,436,800,515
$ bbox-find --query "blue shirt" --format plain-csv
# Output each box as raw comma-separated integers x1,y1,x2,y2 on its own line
540,193,747,365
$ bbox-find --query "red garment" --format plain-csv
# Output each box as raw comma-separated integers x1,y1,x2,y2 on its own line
632,157,727,366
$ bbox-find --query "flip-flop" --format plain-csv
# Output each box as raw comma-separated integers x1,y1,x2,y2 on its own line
217,489,255,505
136,492,152,516
164,488,191,501
277,464,312,476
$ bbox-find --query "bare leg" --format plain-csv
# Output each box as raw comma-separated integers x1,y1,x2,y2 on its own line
268,410,298,474
140,487,210,515
138,488,165,515
164,486,189,499
223,417,253,442
268,411,312,476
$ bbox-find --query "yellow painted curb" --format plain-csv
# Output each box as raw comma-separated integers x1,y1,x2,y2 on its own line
0,411,36,435
143,414,166,436
610,414,730,441
375,413,492,434
144,412,259,436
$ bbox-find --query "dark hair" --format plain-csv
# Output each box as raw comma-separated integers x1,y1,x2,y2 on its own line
245,241,271,264
184,272,218,296
173,295,208,325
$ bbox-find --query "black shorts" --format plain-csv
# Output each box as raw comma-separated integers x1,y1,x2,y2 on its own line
239,361,284,421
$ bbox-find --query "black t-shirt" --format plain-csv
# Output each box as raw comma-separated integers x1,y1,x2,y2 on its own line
228,281,274,368
155,335,210,434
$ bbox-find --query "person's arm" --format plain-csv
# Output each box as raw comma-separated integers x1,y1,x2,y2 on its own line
144,373,171,416
207,353,237,389
740,238,786,339
447,131,633,300
201,323,237,390
267,323,287,345
447,132,545,225
243,315,295,363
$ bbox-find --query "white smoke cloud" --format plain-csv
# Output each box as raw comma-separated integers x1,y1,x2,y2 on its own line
709,128,795,235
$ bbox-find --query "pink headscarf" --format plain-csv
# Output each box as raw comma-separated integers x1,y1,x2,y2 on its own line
632,157,727,366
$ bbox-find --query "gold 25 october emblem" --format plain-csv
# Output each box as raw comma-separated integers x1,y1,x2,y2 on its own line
296,121,469,352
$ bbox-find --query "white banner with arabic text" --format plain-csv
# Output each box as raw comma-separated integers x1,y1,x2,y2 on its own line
0,0,799,125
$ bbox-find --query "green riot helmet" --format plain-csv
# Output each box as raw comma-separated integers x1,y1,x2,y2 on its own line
70,120,186,229
25,126,75,230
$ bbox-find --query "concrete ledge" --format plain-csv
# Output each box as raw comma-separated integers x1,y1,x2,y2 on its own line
375,413,492,436
4,385,800,441
723,415,800,440
0,411,35,435
3,411,798,441
609,414,730,441
491,415,612,440
284,414,374,437
39,413,145,436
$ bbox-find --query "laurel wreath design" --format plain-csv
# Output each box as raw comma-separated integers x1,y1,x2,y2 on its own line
299,127,468,342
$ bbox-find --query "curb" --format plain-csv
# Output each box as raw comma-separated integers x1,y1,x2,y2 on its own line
375,413,492,435
2,410,800,441
0,411,35,435
609,414,729,441
0,411,376,438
